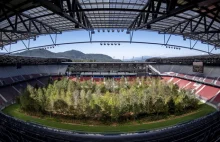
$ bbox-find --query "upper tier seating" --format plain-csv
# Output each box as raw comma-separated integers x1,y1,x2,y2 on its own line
0,65,67,79
152,65,220,78
151,65,220,88
0,64,67,107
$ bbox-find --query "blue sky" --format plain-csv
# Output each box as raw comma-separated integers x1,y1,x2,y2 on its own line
4,30,219,59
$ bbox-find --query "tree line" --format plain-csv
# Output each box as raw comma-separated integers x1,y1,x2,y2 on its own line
19,77,199,122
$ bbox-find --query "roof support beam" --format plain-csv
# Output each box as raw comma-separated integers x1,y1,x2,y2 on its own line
33,0,93,31
18,14,29,32
181,21,190,33
206,9,220,31
127,0,153,30
1,4,60,34
192,16,203,32
0,29,54,34
153,0,162,19
136,0,213,30
1,6,15,31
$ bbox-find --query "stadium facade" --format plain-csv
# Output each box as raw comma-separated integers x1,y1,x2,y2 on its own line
1,0,220,141
0,55,220,141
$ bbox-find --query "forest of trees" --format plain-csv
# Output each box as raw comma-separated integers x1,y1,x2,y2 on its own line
19,77,199,122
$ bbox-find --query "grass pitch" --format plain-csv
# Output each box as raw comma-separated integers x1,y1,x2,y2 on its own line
2,103,216,133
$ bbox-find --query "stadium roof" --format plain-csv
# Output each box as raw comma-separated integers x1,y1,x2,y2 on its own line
1,0,220,52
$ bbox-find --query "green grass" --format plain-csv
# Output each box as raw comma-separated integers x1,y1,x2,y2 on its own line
2,103,216,133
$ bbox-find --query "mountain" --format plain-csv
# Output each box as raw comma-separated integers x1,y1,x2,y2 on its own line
15,49,57,58
14,49,121,62
124,56,152,61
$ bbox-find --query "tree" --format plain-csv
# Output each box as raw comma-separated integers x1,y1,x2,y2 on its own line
19,77,199,123
37,87,46,111
54,99,68,114
167,97,175,114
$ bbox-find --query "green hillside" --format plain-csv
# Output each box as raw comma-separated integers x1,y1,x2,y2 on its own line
15,49,121,62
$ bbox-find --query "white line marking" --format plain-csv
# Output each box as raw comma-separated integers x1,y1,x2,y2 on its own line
12,86,21,94
0,94,7,102
182,82,191,89
195,85,206,95
174,79,181,84
37,79,45,85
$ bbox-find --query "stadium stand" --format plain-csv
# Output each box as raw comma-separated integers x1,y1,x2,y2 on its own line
1,0,220,140
0,110,220,142
0,55,69,108
0,55,220,141
147,55,220,110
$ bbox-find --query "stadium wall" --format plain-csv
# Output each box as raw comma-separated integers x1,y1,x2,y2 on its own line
151,64,220,78
0,65,68,78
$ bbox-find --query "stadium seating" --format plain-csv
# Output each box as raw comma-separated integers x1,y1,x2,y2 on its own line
0,78,14,85
0,76,51,108
0,60,219,141
152,65,220,79
0,110,220,142
152,64,220,108
175,79,191,88
0,86,18,103
162,76,220,106
0,65,67,81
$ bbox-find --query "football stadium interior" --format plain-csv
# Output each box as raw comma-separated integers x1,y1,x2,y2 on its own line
1,0,220,141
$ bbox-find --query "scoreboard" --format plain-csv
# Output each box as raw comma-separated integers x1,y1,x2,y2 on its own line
193,62,203,73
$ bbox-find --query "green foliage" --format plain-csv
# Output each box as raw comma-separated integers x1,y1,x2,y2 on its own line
19,77,199,122
167,97,175,114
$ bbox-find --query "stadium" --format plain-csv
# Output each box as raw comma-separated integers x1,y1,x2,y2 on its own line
1,0,220,141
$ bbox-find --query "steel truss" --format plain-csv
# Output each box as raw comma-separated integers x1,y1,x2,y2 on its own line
4,40,219,55
0,1,61,47
34,0,93,30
